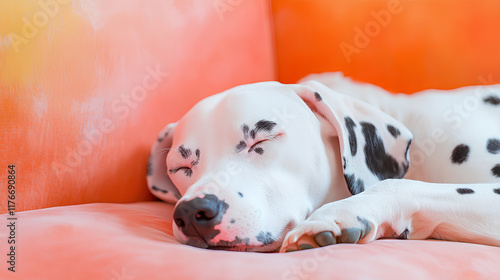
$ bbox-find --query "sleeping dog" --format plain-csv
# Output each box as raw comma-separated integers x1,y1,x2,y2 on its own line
147,72,500,252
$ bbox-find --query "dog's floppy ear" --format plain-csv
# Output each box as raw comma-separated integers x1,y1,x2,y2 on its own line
292,80,413,195
147,122,181,203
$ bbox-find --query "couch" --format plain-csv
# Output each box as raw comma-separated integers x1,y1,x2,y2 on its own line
1,0,500,279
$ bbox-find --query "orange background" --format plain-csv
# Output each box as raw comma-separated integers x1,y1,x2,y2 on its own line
0,0,275,212
1,0,500,212
272,0,500,93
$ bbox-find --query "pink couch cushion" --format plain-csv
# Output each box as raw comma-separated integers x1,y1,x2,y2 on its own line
2,202,499,279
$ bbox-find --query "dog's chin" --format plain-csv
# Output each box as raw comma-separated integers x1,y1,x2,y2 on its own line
184,238,282,253
177,222,295,253
207,242,282,253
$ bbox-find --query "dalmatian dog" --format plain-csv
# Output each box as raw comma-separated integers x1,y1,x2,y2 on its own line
147,72,500,252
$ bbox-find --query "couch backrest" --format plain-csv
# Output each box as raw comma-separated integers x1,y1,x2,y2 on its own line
1,0,275,212
272,0,500,93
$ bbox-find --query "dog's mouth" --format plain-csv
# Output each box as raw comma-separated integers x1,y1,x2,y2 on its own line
206,242,282,253
185,238,282,252
179,220,296,253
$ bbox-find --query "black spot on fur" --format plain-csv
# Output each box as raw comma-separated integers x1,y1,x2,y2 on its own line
151,185,168,193
183,168,193,177
147,155,153,176
231,219,236,223
456,188,475,195
395,229,410,240
256,231,275,246
242,125,250,139
250,120,277,139
255,120,277,132
487,139,500,154
314,92,322,101
361,122,403,180
403,139,412,173
250,129,256,139
484,96,500,105
191,149,201,166
344,173,365,195
157,131,169,142
494,188,500,195
345,117,357,156
238,192,243,198
211,236,250,249
236,140,247,152
178,145,192,159
387,125,401,138
343,156,347,170
240,120,277,150
491,164,500,177
451,144,470,164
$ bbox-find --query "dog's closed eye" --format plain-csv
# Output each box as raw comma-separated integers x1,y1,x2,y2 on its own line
249,140,268,154
169,166,193,177
169,146,200,177
248,133,284,155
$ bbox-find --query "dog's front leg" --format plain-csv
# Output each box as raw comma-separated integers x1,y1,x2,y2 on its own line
280,179,500,252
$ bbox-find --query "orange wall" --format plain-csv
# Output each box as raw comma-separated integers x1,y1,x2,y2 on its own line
0,0,275,212
272,0,500,93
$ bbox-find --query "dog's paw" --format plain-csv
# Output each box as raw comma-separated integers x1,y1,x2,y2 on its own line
280,216,374,253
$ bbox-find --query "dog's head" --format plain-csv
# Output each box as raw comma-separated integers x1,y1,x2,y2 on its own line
147,81,412,252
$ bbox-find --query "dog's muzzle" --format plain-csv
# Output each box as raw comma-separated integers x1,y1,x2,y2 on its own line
173,194,228,248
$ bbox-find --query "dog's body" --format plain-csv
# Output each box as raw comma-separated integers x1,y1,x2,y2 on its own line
305,73,500,184
147,72,500,252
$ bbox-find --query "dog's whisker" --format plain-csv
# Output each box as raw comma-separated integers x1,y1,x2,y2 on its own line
158,148,171,155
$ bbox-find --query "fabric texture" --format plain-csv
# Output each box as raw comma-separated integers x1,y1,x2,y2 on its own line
0,0,275,212
2,1,500,279
1,202,499,279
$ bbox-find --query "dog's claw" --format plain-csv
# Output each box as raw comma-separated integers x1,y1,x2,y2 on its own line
285,247,297,253
298,244,315,250
314,231,336,247
281,216,375,253
340,228,361,243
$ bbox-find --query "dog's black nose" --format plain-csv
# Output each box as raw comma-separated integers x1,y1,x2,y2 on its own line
173,194,228,245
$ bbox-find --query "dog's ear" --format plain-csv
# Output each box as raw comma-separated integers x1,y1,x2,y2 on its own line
292,80,413,195
147,122,181,203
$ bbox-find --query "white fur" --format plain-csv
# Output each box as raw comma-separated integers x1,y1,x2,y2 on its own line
148,73,500,252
